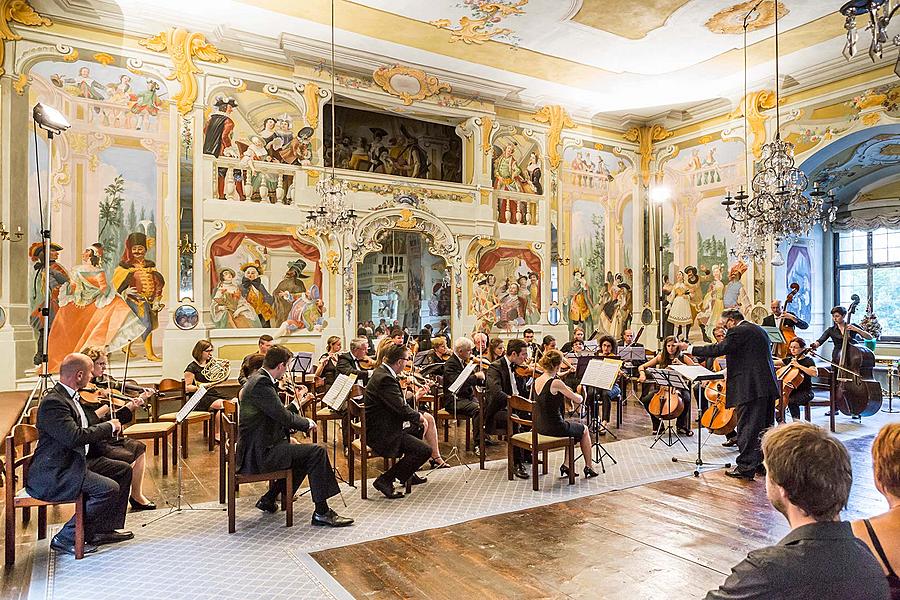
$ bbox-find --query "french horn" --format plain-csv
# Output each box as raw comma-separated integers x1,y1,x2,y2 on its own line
200,357,231,387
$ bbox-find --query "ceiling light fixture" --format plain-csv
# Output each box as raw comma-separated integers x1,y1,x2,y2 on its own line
840,0,900,77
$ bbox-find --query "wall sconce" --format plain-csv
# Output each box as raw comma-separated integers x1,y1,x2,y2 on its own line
0,222,24,242
179,234,197,255
558,255,571,266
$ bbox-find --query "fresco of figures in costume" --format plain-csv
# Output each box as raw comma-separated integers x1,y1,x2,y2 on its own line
471,248,541,331
202,91,313,201
323,104,462,182
27,58,168,371
491,128,543,194
658,136,748,342
208,233,326,334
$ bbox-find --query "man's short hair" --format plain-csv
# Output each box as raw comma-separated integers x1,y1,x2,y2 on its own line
356,327,367,337
762,422,852,521
721,308,744,322
506,339,527,356
523,328,534,335
453,337,474,353
263,345,293,369
350,337,368,352
258,334,274,344
384,343,408,365
872,423,900,499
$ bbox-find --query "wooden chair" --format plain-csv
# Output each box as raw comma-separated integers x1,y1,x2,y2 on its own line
156,379,214,458
123,421,177,476
219,400,293,533
5,424,85,564
506,394,576,492
346,397,411,500
435,394,475,451
309,392,345,445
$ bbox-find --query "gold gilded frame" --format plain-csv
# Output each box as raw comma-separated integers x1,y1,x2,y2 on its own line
372,64,451,106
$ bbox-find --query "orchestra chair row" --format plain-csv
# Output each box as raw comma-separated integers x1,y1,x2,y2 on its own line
507,395,576,492
346,397,412,500
219,399,293,533
5,424,85,564
154,378,215,458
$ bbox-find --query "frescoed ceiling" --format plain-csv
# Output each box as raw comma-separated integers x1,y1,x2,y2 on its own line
51,0,892,121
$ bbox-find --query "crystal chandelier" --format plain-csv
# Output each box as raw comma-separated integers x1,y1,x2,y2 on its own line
723,0,836,263
840,0,900,77
306,0,356,235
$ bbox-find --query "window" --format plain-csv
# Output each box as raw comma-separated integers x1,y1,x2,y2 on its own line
835,229,900,340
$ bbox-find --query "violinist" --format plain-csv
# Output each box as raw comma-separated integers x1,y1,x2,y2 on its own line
239,334,273,385
522,328,540,361
428,336,452,364
811,305,873,362
472,331,489,357
486,337,506,363
773,337,817,422
82,346,157,511
336,337,373,386
638,335,695,436
537,334,557,362
560,327,585,353
593,336,622,432
442,337,486,452
314,336,342,392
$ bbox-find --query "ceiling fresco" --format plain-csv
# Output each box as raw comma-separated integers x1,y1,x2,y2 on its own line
94,0,867,115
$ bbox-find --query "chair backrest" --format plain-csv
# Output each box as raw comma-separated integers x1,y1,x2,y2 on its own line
347,396,366,447
5,424,39,504
507,394,533,428
157,378,186,404
221,400,238,469
22,405,39,426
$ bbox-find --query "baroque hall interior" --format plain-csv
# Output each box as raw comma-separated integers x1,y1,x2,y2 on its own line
0,1,899,599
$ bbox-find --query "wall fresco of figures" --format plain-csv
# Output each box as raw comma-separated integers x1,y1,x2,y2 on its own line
491,127,542,194
208,232,325,334
27,58,169,370
471,247,541,332
323,104,462,182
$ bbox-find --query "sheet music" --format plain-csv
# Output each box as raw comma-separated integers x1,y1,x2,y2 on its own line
670,364,720,382
322,373,358,411
584,340,599,353
176,387,208,422
580,359,621,390
448,361,477,394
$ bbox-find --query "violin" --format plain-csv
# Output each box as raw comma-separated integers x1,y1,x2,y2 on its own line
358,354,376,369
832,295,882,417
773,283,800,358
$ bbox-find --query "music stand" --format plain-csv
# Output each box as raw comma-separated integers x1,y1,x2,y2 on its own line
619,346,645,405
143,387,225,526
761,326,786,345
644,368,689,451
668,365,732,477
446,361,478,474
288,351,314,388
319,374,357,488
576,357,619,472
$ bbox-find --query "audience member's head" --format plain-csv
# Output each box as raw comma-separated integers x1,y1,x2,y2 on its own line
871,422,899,504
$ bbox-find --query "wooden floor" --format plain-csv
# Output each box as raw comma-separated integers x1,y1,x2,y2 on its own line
0,390,889,599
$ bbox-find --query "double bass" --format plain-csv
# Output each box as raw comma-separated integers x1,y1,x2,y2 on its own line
773,283,800,358
833,294,882,417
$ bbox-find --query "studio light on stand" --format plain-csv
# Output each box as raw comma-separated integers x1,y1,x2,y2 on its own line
649,185,671,341
21,102,71,424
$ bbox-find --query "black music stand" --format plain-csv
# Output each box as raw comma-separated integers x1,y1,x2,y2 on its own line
288,352,314,388
669,368,732,477
446,361,478,475
644,368,689,451
575,356,619,473
619,346,646,405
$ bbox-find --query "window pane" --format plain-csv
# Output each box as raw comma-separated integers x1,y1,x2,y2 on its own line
872,228,900,263
838,268,867,308
838,231,868,265
873,267,900,337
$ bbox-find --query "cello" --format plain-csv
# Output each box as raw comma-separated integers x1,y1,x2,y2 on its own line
700,357,735,435
775,347,813,415
773,283,800,358
834,294,882,417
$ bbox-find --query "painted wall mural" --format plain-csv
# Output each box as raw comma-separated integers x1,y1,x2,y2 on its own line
491,127,542,194
27,57,169,369
471,247,541,332
208,233,325,333
323,104,462,182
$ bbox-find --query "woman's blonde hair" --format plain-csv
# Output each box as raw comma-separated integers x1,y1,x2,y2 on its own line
538,349,563,373
81,345,107,363
326,335,341,351
872,422,900,498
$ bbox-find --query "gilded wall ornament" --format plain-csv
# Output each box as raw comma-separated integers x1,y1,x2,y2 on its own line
324,249,340,275
706,1,789,35
624,124,673,186
93,52,115,66
430,0,528,45
139,28,227,115
0,0,51,76
299,82,324,128
372,65,451,106
730,90,776,159
395,208,416,229
480,116,494,154
533,105,575,170
12,71,28,95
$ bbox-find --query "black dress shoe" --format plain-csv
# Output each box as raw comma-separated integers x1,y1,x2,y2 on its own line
725,467,755,480
311,509,354,528
513,464,530,479
256,497,278,513
429,458,450,469
50,535,97,556
559,464,579,479
722,439,738,447
129,497,157,511
408,473,427,486
373,476,404,499
90,529,134,545
483,436,500,446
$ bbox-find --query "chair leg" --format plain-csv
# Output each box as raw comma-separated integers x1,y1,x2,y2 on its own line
311,420,318,444
285,472,293,528
507,442,514,481
542,450,549,475
804,404,811,421
162,433,169,477
568,442,576,485
532,448,539,491
321,421,328,444
228,478,236,534
443,419,449,442
74,496,84,560
153,438,160,456
207,416,215,452
361,454,368,500
37,505,47,539
22,506,30,526
5,501,14,565
465,419,471,451
348,445,355,488
218,439,226,505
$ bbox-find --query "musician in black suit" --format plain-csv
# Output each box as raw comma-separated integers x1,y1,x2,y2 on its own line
522,328,540,362
335,337,373,386
485,338,531,480
617,328,644,349
364,344,432,499
26,353,133,556
442,337,485,449
680,309,778,479
238,345,353,527
762,299,809,333
238,334,274,385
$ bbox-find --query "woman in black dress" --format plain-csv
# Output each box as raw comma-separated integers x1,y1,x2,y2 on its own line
184,339,227,412
82,346,157,510
811,305,873,362
773,337,818,422
315,335,341,392
533,349,599,479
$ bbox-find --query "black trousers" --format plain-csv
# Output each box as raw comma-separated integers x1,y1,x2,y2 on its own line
261,443,340,505
58,457,132,544
734,398,769,472
484,395,526,465
381,433,430,484
786,389,814,420
446,397,482,445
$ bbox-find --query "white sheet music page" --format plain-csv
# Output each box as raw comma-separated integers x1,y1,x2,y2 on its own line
322,373,358,411
670,364,718,381
580,359,621,390
176,386,208,422
448,361,477,394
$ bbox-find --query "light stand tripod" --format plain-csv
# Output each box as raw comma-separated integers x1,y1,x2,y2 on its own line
671,375,732,477
20,104,71,424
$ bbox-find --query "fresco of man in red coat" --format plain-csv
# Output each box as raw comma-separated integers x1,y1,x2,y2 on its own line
29,241,70,365
113,232,165,362
203,96,243,198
